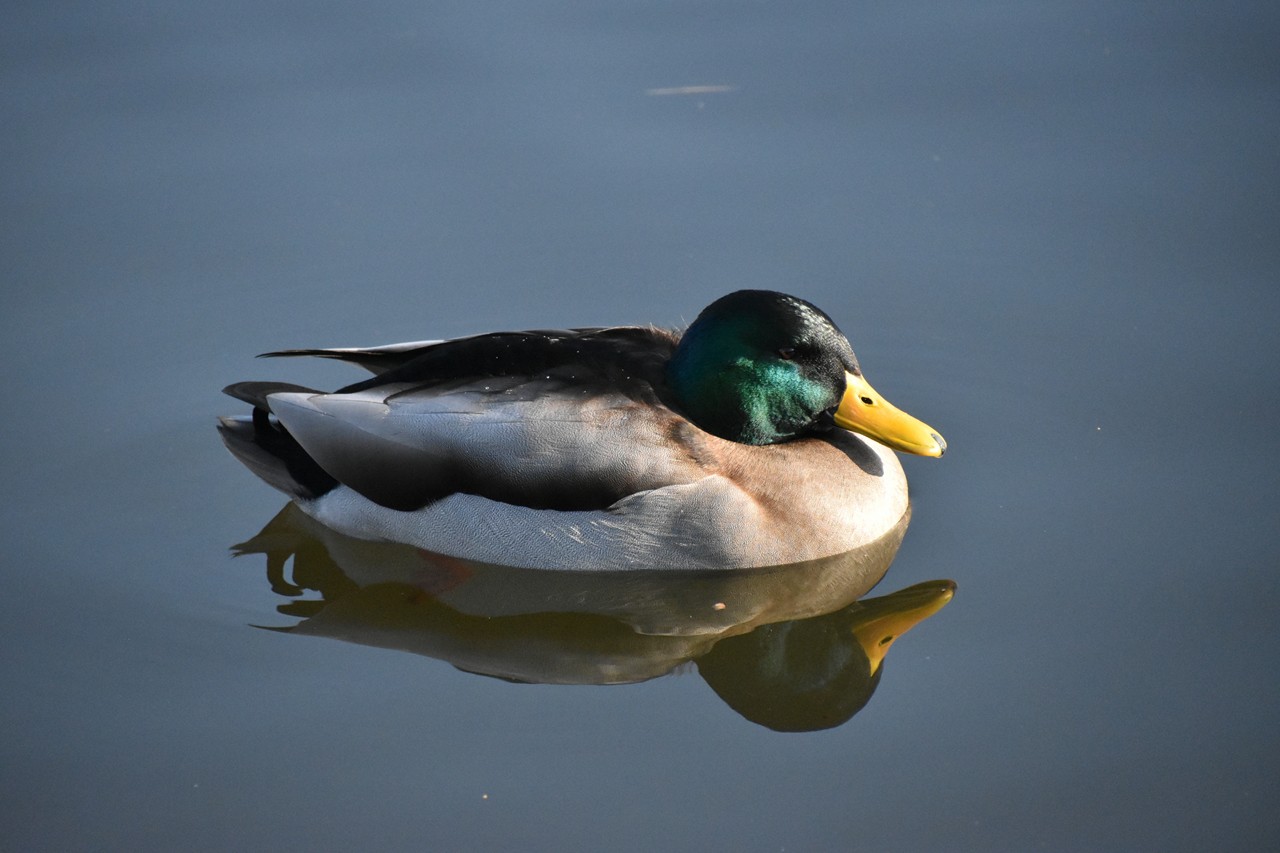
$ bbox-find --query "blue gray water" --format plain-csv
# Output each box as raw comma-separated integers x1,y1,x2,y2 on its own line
3,2,1278,850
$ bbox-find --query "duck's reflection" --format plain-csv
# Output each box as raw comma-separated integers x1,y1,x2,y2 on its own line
233,504,953,731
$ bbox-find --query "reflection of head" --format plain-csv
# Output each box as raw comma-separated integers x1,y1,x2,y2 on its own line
699,619,883,731
697,581,955,732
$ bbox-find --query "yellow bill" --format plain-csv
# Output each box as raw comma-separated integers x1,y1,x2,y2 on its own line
850,580,956,675
833,371,947,457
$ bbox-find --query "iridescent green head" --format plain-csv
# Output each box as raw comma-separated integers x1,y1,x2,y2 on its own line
667,290,946,455
666,291,859,445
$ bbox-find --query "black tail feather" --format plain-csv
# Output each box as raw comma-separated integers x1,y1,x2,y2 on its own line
217,414,338,502
258,346,434,376
222,381,320,410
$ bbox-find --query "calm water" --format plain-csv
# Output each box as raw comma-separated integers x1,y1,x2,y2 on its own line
4,2,1279,850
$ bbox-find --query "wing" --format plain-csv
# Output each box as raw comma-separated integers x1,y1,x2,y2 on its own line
249,326,713,512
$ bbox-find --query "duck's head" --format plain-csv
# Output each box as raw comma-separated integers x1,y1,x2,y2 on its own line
667,290,947,454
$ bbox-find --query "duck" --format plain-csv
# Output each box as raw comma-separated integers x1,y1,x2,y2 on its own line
218,290,945,571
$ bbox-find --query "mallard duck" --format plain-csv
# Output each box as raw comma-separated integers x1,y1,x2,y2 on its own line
219,290,945,570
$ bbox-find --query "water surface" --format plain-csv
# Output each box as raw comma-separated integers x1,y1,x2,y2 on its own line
3,2,1278,850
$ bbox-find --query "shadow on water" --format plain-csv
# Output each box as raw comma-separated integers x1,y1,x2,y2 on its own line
232,503,954,732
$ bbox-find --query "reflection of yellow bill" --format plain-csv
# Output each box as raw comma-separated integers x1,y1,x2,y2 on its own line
833,372,946,457
852,580,957,675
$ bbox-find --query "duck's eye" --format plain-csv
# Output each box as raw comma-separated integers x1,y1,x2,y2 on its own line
777,347,796,360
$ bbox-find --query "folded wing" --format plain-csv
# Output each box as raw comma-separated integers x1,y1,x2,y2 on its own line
242,327,712,512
